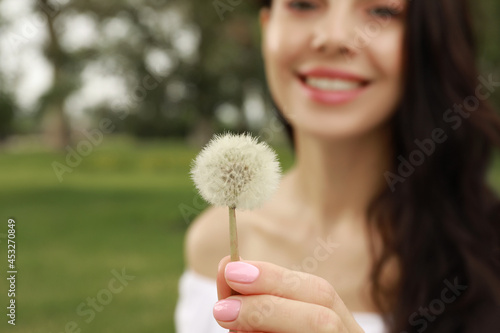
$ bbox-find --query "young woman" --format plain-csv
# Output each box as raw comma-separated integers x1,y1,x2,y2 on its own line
175,0,500,332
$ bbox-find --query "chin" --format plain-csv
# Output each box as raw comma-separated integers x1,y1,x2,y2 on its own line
288,112,394,142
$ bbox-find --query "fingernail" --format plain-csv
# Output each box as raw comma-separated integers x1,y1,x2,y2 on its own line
213,299,241,322
225,262,260,283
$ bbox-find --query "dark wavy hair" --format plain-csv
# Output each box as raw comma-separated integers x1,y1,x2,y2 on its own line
256,0,500,332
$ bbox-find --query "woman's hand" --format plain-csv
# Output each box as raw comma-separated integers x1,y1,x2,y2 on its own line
214,256,365,333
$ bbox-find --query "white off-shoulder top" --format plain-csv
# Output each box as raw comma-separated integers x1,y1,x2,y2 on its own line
175,270,388,333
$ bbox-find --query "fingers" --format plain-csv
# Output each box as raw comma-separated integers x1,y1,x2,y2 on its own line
214,294,348,333
222,259,339,311
216,258,363,332
216,256,233,300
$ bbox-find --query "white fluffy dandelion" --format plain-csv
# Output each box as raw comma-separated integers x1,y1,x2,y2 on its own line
191,132,281,210
190,132,281,265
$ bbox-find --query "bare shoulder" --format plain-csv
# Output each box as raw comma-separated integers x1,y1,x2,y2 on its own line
185,206,232,279
184,175,295,279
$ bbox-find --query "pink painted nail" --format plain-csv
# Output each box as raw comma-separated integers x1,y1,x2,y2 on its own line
225,262,260,283
213,299,241,322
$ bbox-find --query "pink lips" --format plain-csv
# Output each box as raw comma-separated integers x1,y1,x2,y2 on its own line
297,68,370,105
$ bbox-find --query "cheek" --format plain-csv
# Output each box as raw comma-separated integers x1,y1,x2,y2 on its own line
357,29,405,132
372,29,404,82
263,23,307,111
265,22,305,72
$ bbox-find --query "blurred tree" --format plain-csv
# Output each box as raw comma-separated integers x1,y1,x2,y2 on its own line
52,0,266,143
36,0,77,150
0,12,18,143
182,0,267,144
6,0,497,146
0,91,15,142
31,0,185,147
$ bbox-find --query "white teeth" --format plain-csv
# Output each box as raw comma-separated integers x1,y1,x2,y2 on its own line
305,77,363,91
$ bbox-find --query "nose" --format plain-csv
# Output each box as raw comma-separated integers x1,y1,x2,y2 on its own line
310,4,356,56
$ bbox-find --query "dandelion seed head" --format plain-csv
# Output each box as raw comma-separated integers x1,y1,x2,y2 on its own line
191,132,281,210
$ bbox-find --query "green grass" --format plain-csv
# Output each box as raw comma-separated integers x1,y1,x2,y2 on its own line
0,137,497,333
0,137,293,333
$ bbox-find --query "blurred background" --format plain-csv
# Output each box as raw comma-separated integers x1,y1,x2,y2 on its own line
0,0,498,332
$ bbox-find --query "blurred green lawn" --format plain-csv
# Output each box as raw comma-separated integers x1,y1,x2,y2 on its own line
0,137,293,333
0,137,497,333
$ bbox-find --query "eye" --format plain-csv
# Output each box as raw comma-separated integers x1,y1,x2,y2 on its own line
287,0,318,11
368,6,402,18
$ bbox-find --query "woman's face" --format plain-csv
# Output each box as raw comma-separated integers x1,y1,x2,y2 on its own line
260,0,407,140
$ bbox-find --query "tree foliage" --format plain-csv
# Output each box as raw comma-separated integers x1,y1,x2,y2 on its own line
0,0,498,145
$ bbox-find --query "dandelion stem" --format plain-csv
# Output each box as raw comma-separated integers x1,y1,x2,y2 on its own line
228,206,240,333
229,206,239,262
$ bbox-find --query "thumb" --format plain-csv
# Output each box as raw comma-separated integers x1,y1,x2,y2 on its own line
216,255,242,300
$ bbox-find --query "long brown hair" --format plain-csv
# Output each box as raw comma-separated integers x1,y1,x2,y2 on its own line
256,0,500,332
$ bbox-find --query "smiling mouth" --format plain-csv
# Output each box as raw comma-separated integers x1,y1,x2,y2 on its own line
296,73,371,105
298,75,370,91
